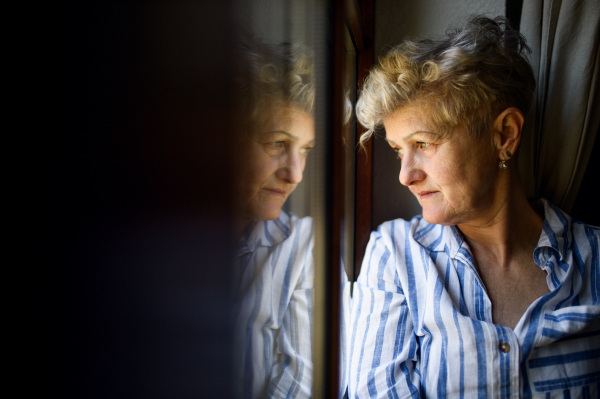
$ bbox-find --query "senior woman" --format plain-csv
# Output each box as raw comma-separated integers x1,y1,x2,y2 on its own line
348,17,599,398
233,41,316,399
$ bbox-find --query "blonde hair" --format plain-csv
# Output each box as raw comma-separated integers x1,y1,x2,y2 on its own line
357,16,535,146
240,41,315,130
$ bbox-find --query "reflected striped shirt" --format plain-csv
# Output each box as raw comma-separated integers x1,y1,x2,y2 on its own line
348,199,599,398
234,211,314,399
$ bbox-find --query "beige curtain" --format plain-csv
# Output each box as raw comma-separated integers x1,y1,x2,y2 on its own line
518,0,600,213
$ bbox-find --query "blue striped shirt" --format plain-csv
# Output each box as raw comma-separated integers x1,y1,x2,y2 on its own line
234,211,315,399
348,199,600,398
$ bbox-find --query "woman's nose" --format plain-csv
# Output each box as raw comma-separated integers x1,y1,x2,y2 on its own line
277,151,304,184
399,156,425,186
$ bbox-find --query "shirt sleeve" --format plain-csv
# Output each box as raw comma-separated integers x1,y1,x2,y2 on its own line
267,226,314,399
267,283,313,398
348,225,421,399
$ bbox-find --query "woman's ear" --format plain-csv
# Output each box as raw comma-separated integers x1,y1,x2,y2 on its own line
492,107,524,160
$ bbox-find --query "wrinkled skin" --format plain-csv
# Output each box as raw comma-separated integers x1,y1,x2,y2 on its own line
383,104,501,226
239,106,315,222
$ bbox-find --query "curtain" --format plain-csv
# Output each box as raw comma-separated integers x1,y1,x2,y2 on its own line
518,0,600,213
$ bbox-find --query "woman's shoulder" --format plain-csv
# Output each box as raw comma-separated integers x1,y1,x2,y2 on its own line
359,216,453,291
537,199,599,256
259,212,314,277
570,217,600,244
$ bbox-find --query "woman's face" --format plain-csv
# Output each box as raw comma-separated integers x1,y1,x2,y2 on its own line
240,106,315,222
383,104,500,226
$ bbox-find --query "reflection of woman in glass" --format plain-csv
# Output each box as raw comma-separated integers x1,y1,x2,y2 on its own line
234,42,315,399
349,17,599,398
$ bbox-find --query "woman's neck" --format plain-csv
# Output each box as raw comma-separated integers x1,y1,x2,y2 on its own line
457,171,544,269
457,169,550,329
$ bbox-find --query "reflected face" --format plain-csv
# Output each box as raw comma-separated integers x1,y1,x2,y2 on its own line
241,107,315,222
383,104,498,226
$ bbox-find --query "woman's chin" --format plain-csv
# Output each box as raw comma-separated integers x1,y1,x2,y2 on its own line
249,205,283,222
262,210,282,221
243,196,286,222
421,207,454,226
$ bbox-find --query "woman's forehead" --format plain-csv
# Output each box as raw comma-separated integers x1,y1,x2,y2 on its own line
270,104,312,121
265,107,314,135
384,105,435,136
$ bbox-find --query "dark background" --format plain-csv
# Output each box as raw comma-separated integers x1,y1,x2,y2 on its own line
47,3,237,397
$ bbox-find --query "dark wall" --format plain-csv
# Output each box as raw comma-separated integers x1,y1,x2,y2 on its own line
570,131,600,226
47,3,237,397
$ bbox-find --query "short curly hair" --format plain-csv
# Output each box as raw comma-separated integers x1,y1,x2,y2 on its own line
356,16,536,146
240,41,315,131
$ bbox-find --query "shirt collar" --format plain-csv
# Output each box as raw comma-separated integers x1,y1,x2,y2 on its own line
534,198,572,261
412,198,571,262
237,211,291,255
413,216,465,258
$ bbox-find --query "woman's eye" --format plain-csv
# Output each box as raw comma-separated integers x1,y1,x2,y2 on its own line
394,148,404,158
301,146,314,155
267,141,285,151
417,142,431,149
263,141,286,156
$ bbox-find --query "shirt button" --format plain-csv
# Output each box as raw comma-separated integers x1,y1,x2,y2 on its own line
499,342,510,353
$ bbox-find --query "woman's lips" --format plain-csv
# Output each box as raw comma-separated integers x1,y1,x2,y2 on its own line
417,190,438,199
263,188,287,197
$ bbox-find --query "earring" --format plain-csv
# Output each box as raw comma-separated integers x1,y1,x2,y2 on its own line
499,151,511,169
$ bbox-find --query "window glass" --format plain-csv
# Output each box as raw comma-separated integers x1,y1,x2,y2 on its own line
231,1,351,398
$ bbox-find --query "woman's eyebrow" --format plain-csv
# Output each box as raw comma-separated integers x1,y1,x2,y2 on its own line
385,131,438,145
402,131,438,141
264,130,298,140
264,131,315,145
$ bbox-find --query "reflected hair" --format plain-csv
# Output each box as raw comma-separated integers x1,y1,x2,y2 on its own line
240,40,315,130
356,16,536,146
